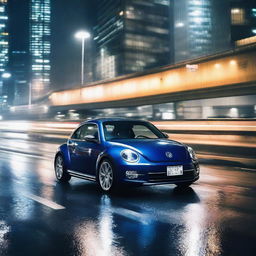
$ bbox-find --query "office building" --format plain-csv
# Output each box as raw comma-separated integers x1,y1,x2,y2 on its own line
8,0,30,105
230,0,256,42
174,0,231,63
30,0,51,100
8,0,51,105
94,0,171,80
0,0,9,102
0,0,8,74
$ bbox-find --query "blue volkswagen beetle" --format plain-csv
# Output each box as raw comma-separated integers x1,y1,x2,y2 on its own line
54,118,200,192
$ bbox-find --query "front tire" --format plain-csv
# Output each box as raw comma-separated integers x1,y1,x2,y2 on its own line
97,159,116,192
55,154,71,182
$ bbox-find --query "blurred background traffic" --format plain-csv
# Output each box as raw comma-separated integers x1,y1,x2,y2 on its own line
0,0,256,167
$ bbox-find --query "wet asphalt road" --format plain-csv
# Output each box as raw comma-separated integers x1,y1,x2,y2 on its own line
0,139,256,256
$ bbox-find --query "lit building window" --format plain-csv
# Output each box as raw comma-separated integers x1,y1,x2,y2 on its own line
252,8,256,17
231,8,246,25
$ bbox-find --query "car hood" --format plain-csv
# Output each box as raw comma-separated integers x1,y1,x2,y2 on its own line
108,139,190,162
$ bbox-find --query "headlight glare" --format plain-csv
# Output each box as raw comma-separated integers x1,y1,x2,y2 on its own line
121,149,139,163
188,146,197,160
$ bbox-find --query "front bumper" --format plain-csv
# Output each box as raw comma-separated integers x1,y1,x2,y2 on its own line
142,175,199,186
118,161,200,186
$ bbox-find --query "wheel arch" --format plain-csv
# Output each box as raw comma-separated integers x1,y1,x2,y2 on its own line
96,153,116,172
55,143,71,169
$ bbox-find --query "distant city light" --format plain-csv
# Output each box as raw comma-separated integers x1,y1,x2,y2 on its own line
126,113,133,117
194,17,203,23
2,72,11,78
214,63,221,69
230,107,239,118
230,60,237,65
43,105,49,113
176,22,184,28
191,10,202,16
253,8,256,17
75,31,90,40
10,106,15,112
231,9,241,14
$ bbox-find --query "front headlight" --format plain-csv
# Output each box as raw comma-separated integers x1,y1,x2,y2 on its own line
187,146,197,161
121,149,139,163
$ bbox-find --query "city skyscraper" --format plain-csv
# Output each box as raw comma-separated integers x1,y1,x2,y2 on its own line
30,0,51,100
0,0,9,110
8,0,30,105
230,0,256,42
174,0,231,63
8,0,51,106
94,0,171,80
0,0,8,75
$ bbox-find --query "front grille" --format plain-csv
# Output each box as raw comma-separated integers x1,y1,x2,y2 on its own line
148,169,195,182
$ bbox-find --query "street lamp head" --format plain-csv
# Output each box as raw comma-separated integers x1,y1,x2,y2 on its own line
2,72,11,79
75,31,90,40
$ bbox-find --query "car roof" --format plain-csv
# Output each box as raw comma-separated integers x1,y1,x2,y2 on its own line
81,118,148,125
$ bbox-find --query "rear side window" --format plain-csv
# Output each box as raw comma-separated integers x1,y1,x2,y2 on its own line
72,124,98,140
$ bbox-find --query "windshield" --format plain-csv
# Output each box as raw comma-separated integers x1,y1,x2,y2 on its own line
103,121,165,141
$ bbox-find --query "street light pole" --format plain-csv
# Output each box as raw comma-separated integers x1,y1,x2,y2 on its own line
75,31,90,86
81,37,85,85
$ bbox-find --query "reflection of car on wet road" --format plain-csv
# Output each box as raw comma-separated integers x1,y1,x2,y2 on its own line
54,118,200,192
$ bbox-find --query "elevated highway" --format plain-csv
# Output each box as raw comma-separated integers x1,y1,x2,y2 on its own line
49,43,256,110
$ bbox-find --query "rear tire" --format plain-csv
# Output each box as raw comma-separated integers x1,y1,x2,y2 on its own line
55,154,71,182
175,182,193,188
97,159,116,192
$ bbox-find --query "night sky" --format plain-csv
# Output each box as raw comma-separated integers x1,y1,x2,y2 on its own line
51,0,97,90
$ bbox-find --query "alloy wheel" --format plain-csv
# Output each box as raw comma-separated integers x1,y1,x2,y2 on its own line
55,156,64,179
99,161,113,191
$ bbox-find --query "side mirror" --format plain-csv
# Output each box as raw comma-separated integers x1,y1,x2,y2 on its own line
84,135,98,143
163,132,169,138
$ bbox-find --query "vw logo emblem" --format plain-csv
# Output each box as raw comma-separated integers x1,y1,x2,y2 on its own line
166,152,173,158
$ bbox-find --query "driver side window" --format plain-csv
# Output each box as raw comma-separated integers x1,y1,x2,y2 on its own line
132,125,158,139
72,124,99,140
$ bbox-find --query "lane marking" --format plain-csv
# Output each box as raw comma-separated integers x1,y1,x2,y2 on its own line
0,148,48,160
24,193,65,210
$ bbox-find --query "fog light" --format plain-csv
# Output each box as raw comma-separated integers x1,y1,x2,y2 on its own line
126,171,139,179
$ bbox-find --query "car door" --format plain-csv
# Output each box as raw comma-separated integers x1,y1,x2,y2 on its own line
68,123,102,175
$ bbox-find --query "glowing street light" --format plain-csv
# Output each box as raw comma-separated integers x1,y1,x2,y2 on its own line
75,30,91,85
2,72,11,79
